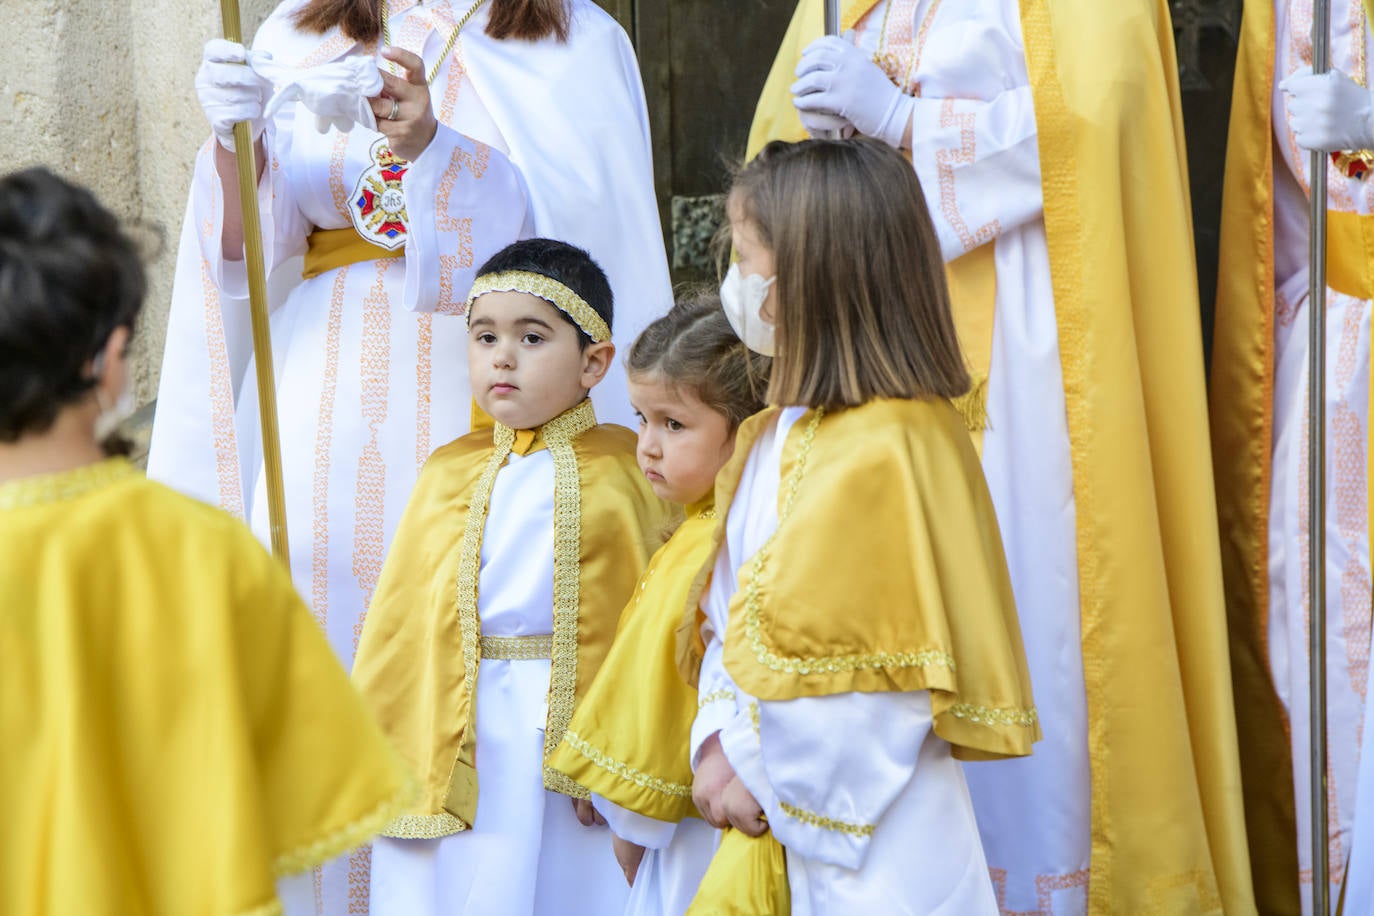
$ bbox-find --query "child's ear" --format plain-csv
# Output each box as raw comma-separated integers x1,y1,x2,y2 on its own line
579,340,616,390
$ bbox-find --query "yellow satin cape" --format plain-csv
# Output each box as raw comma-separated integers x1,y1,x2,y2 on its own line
749,2,1253,911
0,460,412,916
1210,1,1374,911
547,498,717,823
687,827,790,915
682,399,1038,760
352,399,675,838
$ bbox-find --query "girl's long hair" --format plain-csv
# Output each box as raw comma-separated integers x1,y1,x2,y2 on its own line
728,138,970,409
293,0,570,44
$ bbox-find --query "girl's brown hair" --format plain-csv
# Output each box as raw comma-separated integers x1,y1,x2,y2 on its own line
728,138,970,409
627,293,771,429
293,0,570,45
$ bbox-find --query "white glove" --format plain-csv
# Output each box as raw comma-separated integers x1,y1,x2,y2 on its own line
196,39,274,151
791,35,913,148
262,56,385,135
798,108,853,139
1280,66,1374,152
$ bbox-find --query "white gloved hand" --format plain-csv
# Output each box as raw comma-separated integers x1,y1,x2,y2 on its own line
1280,66,1374,152
262,56,385,135
196,39,274,151
798,107,853,138
791,35,913,148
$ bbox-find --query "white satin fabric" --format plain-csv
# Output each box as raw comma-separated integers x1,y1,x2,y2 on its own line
591,797,720,916
369,447,627,915
691,407,996,914
149,4,669,909
1268,3,1374,911
848,3,1089,911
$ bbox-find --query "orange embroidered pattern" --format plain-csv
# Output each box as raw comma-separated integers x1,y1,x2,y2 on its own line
311,266,351,629
352,259,397,650
329,129,352,221
989,866,1089,915
416,313,434,471
346,845,371,914
199,259,245,520
298,32,358,69
936,99,1002,253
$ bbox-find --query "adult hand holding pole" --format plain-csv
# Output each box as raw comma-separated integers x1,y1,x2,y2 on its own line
216,0,291,567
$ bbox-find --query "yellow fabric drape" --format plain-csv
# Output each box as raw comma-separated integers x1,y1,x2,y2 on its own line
352,401,675,838
0,460,412,916
1212,2,1374,911
547,500,717,823
687,828,791,915
704,400,1039,760
749,1,1253,911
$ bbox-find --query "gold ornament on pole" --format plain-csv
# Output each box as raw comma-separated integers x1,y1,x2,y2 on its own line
217,0,291,567
1307,0,1331,911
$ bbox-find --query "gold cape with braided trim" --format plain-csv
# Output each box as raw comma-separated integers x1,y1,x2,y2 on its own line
547,498,717,823
680,399,1039,761
749,1,1255,911
0,460,413,916
352,400,675,838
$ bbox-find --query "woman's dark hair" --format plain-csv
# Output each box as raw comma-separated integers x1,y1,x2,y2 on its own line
627,292,770,429
473,237,613,348
0,167,145,442
294,0,570,44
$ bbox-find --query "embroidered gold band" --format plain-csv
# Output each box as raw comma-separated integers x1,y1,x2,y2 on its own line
466,270,611,343
479,634,554,660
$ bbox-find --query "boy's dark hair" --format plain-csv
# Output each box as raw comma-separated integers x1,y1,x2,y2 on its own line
0,167,145,442
627,292,770,429
474,238,613,349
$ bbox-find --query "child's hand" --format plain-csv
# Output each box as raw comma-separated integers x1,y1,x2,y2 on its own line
571,797,607,827
612,835,646,886
692,732,736,828
720,776,768,837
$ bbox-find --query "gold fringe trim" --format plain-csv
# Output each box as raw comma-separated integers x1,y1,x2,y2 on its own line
381,811,470,839
273,776,420,876
561,730,694,799
951,374,989,433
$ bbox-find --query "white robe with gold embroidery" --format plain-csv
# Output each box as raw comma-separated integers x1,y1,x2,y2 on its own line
149,2,670,912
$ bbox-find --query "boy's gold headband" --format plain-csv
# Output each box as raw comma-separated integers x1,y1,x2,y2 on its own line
466,271,611,344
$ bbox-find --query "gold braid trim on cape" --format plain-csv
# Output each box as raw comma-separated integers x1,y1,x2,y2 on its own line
692,400,1038,761
748,2,1254,909
352,399,676,838
547,499,719,824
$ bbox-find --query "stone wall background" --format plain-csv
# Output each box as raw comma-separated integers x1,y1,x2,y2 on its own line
0,0,276,410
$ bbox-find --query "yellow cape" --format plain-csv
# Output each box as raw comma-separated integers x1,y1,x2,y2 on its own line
1211,2,1374,911
548,498,717,823
750,2,1253,911
0,460,411,916
352,399,675,837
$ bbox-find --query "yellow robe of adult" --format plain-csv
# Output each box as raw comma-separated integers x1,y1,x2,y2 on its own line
750,2,1254,912
1211,1,1374,911
352,399,676,838
0,459,412,916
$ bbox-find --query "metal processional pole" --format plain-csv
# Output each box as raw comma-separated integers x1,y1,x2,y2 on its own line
1308,0,1332,911
217,0,292,568
823,0,842,139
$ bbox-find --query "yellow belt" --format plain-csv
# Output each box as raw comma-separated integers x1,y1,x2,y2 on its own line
1328,210,1374,301
302,227,403,280
478,634,553,660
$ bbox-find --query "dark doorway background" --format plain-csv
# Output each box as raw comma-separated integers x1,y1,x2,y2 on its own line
594,0,1243,360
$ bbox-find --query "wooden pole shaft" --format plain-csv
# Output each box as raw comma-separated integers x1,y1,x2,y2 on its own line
219,0,291,567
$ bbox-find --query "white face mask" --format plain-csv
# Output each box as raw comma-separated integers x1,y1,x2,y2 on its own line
719,263,777,356
91,351,136,443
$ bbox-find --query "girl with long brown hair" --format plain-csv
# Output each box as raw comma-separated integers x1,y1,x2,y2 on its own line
149,0,669,912
686,138,1038,912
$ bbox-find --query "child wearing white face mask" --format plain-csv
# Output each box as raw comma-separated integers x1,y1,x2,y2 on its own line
685,138,1040,914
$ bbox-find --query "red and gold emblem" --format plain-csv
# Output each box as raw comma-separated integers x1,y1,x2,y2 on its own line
351,137,411,250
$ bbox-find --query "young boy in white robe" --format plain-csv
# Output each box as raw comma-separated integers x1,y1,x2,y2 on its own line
352,238,675,915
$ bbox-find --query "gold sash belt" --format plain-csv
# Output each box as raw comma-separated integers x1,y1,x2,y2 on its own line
478,634,554,661
1328,210,1374,301
302,227,404,280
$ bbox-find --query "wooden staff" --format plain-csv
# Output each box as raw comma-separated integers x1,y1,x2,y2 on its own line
218,0,291,567
1308,0,1331,910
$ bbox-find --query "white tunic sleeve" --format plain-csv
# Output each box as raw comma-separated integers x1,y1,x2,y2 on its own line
690,633,743,769
720,690,935,871
397,123,533,314
193,108,312,303
592,795,679,849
